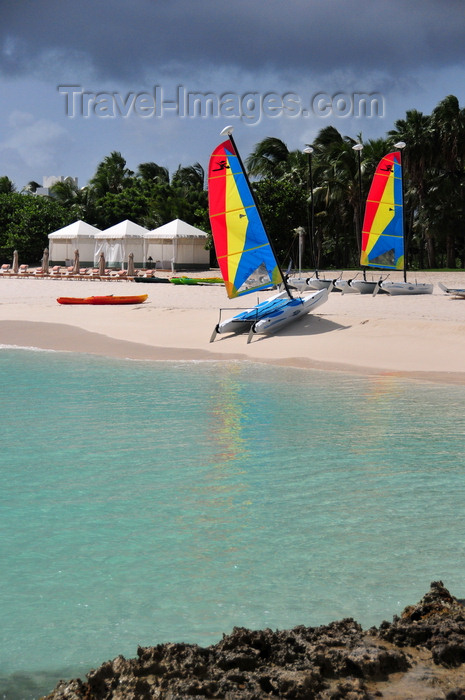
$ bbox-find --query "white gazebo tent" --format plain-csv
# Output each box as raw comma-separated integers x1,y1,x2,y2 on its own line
48,220,101,266
94,220,148,269
145,219,210,271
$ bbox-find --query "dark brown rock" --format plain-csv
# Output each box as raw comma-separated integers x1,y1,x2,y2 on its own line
377,580,465,669
42,582,465,699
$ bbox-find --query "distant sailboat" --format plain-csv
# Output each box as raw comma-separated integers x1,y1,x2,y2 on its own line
352,147,432,296
208,127,329,342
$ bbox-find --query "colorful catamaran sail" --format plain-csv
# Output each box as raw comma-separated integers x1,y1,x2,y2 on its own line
356,148,433,295
360,151,404,271
208,137,283,298
208,128,330,340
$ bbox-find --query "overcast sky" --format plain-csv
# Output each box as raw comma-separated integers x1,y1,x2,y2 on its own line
1,0,464,190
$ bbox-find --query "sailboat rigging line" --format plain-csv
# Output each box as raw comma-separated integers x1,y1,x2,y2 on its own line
226,131,294,300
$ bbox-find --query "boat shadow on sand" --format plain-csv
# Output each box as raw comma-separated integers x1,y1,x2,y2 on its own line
257,315,347,340
214,316,347,344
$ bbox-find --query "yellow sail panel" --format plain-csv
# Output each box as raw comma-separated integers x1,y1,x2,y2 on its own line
222,166,249,295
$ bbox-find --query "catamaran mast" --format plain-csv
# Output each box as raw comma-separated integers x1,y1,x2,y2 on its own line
395,141,407,283
220,126,294,299
352,142,365,279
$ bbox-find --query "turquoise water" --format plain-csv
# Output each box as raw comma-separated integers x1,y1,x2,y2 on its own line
1,348,465,699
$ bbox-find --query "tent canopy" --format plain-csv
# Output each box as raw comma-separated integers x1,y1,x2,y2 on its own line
145,219,209,270
49,220,100,239
94,220,148,267
48,220,101,265
48,218,210,270
147,219,208,240
94,220,149,239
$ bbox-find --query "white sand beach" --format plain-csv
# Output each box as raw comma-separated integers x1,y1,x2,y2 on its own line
0,270,464,384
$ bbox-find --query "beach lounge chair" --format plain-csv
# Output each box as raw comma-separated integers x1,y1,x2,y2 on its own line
1,264,10,274
19,265,29,274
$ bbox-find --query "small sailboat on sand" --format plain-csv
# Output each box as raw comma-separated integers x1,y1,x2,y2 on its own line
353,146,432,296
438,282,465,298
208,127,329,342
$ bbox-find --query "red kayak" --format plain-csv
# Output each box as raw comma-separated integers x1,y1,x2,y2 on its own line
57,294,148,305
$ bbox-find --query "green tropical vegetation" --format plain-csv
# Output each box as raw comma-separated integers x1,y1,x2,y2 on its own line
0,193,75,263
0,94,464,269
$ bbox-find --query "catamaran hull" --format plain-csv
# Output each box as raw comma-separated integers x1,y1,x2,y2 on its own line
215,290,289,335
349,280,380,294
287,277,312,291
305,277,335,291
438,282,465,298
349,280,388,295
333,280,360,294
380,281,433,295
350,280,379,294
252,288,329,335
288,276,339,292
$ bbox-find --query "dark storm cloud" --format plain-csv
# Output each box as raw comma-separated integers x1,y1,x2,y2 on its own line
2,0,465,80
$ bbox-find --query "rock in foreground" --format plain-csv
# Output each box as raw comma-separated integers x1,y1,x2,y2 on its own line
43,582,465,699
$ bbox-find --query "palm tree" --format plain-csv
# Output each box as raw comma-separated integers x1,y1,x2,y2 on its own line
49,177,80,206
137,162,170,185
388,109,433,187
22,181,40,194
170,163,208,228
0,176,16,193
429,95,465,267
246,137,292,177
361,138,392,182
171,163,205,192
49,178,95,222
89,151,134,197
431,95,465,174
246,128,372,269
311,127,363,268
388,109,435,267
245,137,308,186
